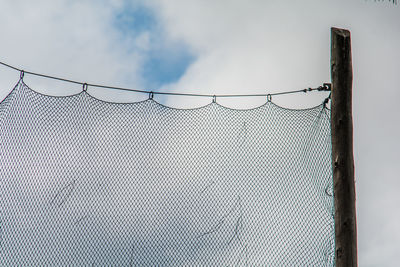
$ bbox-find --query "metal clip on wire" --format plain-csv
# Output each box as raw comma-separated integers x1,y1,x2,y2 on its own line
323,97,329,107
323,93,331,108
20,70,25,80
149,91,154,100
212,95,216,103
82,83,88,92
267,94,272,102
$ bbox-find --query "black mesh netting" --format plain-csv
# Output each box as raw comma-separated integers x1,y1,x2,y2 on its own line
0,80,334,266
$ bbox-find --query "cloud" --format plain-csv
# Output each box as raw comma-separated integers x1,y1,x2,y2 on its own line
144,0,332,109
0,0,195,102
0,1,137,102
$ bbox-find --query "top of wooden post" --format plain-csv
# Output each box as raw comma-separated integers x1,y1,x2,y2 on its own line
331,27,351,38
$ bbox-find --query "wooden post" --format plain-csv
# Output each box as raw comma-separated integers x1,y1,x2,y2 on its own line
331,27,357,266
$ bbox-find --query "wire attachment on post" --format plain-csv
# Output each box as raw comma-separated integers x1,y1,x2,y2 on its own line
323,93,331,108
320,83,331,91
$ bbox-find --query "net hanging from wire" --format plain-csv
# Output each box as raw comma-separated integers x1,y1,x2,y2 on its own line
0,79,334,266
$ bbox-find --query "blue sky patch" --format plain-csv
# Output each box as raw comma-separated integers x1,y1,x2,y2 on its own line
113,4,195,89
114,5,156,36
141,43,195,89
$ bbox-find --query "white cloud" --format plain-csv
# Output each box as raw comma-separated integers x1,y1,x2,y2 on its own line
145,0,332,109
0,0,144,99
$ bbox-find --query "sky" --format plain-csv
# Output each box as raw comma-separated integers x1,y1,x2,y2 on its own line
0,0,399,266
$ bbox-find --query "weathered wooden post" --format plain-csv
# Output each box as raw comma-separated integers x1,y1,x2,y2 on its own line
331,27,357,266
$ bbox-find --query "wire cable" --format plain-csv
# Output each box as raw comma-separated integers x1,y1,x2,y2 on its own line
0,60,331,98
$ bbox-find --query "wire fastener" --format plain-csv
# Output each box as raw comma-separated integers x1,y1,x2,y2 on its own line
82,83,88,92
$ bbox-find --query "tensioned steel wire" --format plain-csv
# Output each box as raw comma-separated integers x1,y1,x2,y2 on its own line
0,60,331,99
0,75,334,266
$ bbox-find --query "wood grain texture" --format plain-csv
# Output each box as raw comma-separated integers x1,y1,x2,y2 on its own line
331,27,358,267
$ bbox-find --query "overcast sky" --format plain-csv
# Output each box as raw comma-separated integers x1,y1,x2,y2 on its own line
0,0,399,266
